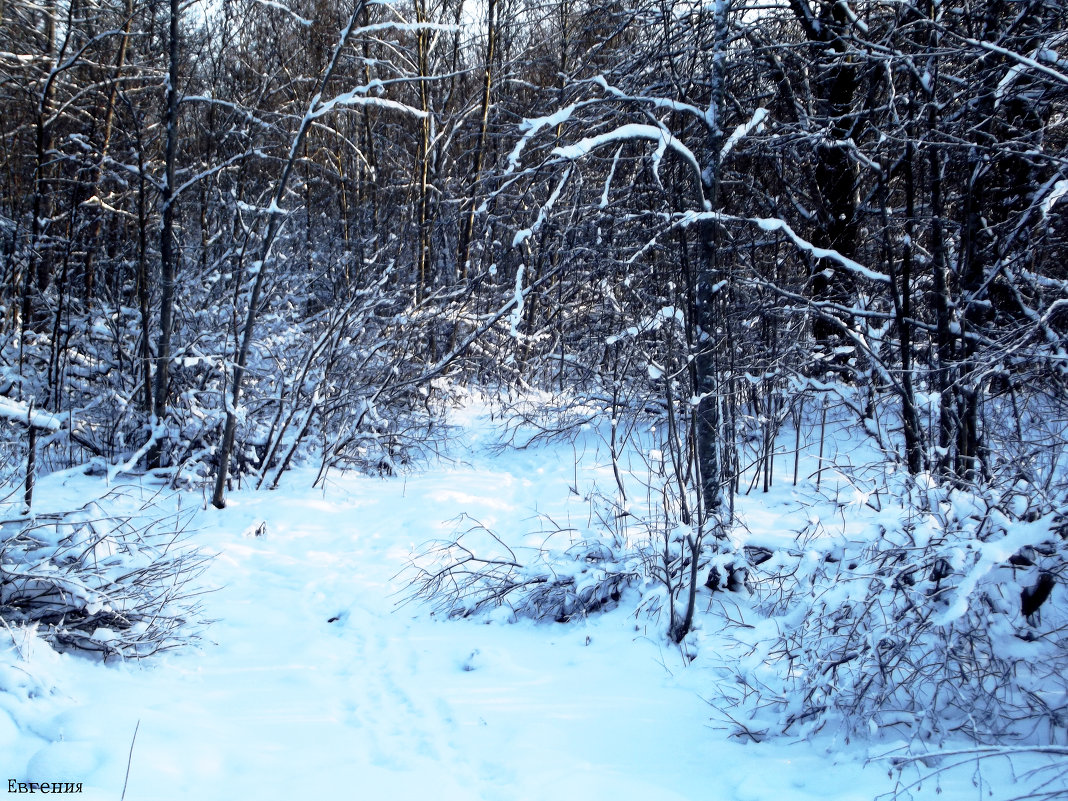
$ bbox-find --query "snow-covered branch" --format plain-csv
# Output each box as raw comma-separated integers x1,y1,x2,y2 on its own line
248,0,312,26
552,124,705,202
505,100,599,172
310,92,428,120
0,397,64,431
964,37,1068,89
675,211,890,283
720,107,769,160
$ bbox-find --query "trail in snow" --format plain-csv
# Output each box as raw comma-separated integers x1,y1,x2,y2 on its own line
2,401,1055,800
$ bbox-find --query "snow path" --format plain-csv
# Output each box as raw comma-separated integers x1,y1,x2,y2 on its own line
4,406,1048,799
136,443,713,800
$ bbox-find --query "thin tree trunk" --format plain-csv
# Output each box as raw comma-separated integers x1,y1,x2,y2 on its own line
24,403,36,511
22,0,58,333
694,0,728,523
83,0,133,300
149,0,181,468
414,0,432,302
213,0,370,508
898,136,923,475
360,13,379,239
130,102,153,415
882,140,923,475
456,0,496,280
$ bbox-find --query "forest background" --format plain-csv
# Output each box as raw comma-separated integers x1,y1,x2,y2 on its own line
2,0,1068,776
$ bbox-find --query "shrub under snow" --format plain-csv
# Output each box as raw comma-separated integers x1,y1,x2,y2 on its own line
402,512,643,622
721,475,1068,745
0,490,210,660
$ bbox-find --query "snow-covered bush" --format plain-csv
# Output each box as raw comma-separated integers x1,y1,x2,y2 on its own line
402,386,721,643
723,475,1068,744
0,492,210,660
402,513,643,622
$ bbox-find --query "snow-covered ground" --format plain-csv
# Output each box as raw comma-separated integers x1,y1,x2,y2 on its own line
2,400,1060,799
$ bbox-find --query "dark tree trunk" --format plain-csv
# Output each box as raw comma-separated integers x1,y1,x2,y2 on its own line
457,0,496,280
149,0,181,468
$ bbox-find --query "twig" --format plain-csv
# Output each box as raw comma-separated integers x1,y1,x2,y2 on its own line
121,719,140,801
878,744,1068,764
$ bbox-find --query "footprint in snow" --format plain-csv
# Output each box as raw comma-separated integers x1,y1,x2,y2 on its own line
242,520,267,538
460,649,480,672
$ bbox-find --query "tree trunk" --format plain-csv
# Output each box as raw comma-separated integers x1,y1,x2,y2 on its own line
212,0,370,508
22,0,58,333
792,0,861,362
694,0,729,523
456,0,496,280
883,124,924,475
83,0,133,300
149,0,181,469
414,0,432,302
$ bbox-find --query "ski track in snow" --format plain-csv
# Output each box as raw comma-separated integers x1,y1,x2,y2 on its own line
2,403,1057,800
